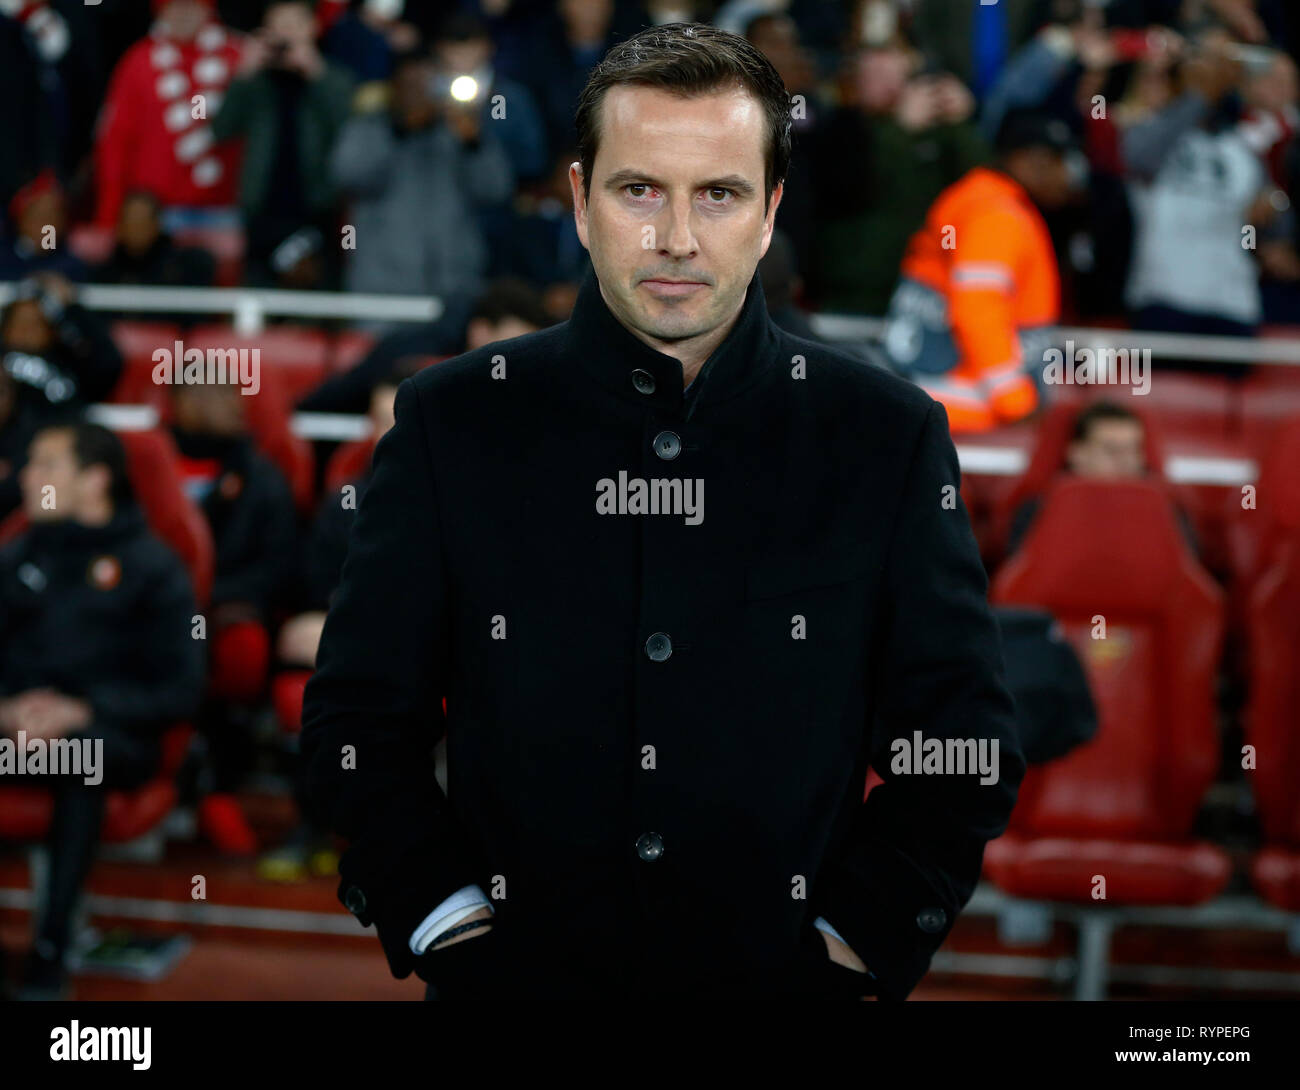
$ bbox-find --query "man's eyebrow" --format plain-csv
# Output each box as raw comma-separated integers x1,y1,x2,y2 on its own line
602,169,758,198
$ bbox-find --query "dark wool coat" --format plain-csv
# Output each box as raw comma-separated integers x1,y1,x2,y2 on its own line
300,264,1025,1000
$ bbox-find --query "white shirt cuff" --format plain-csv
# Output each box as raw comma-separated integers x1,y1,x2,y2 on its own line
408,884,493,955
813,915,847,946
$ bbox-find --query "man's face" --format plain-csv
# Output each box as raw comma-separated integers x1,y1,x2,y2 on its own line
18,192,65,246
21,430,96,522
172,384,247,436
1066,418,1146,479
264,2,316,47
159,0,210,41
570,84,780,349
3,299,55,354
118,196,161,256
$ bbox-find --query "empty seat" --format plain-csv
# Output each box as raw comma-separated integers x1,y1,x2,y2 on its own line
986,478,1231,906
1244,534,1300,911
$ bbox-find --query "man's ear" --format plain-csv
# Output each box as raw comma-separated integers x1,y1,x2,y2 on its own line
569,162,590,250
758,179,785,261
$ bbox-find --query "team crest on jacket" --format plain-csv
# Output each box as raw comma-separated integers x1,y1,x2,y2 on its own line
88,555,122,591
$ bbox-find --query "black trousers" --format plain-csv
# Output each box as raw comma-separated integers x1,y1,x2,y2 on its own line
2,723,159,956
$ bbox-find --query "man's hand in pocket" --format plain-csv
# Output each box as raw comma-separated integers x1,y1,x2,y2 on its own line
820,929,878,1000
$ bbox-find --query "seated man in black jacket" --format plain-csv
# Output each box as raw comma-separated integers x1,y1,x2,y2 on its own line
169,379,296,854
0,421,204,999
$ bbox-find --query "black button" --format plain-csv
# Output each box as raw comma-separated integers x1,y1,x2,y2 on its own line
645,632,672,661
632,369,656,395
653,430,681,460
635,832,665,861
916,907,947,934
343,885,367,916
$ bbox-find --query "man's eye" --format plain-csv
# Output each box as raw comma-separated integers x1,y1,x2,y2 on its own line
627,184,652,198
705,188,733,202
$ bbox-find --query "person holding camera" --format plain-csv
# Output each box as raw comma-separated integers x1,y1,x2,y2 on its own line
211,0,355,289
330,45,514,324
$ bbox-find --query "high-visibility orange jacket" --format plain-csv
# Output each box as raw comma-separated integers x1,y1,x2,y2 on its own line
882,167,1060,433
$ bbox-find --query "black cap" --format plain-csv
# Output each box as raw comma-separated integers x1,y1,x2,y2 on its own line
995,109,1078,155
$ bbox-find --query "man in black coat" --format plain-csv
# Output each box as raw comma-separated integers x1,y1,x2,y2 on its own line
0,421,203,998
300,22,1024,1002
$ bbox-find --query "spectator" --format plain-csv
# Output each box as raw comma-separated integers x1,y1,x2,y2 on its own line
1,275,124,422
804,42,989,315
1123,29,1270,339
321,0,423,84
0,421,203,999
880,110,1078,433
517,0,623,160
745,12,825,287
1007,400,1200,554
92,190,217,315
910,0,1047,98
331,47,514,315
0,171,89,284
297,276,553,415
0,12,59,211
93,0,244,230
433,12,548,183
168,377,296,856
490,149,590,293
210,0,355,290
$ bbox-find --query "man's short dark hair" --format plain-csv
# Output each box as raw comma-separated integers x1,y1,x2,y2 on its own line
40,419,135,510
471,278,554,331
574,22,792,210
1072,400,1142,442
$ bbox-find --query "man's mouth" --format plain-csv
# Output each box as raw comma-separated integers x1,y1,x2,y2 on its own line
641,279,707,298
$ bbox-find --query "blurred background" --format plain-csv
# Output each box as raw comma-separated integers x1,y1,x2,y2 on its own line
1,0,1299,1001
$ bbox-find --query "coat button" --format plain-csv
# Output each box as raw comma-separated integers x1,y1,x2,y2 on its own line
645,632,672,661
653,430,681,460
916,907,947,934
632,369,656,395
343,885,367,915
636,832,665,861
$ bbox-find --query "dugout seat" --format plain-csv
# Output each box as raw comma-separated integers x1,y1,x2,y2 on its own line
986,478,1231,906
1244,534,1300,911
0,430,210,845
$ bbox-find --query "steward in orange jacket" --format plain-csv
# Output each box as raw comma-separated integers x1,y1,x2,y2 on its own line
882,112,1078,432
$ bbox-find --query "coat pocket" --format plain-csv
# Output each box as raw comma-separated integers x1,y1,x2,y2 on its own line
744,539,872,602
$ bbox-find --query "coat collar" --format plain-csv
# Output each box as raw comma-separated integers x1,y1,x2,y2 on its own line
563,262,777,416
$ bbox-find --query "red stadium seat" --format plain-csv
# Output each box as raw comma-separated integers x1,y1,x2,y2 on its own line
1045,371,1235,442
0,724,193,844
985,401,1177,563
272,670,310,734
986,478,1231,906
185,324,330,403
108,321,182,410
332,330,377,374
170,225,246,287
1245,535,1300,911
324,436,376,495
210,619,271,704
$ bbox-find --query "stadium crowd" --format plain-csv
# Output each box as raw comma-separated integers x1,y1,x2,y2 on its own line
1,0,1300,1000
